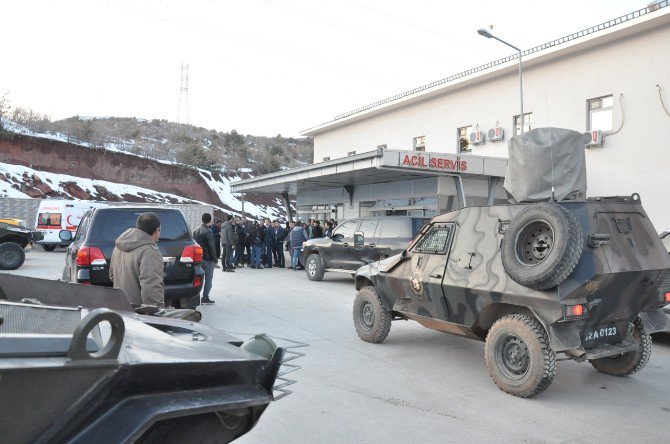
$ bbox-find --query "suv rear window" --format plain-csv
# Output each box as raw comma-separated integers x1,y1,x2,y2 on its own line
90,209,190,243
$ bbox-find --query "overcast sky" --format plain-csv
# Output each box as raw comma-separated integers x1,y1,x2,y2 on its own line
2,0,645,137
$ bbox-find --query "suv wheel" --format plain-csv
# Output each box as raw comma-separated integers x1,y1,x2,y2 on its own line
589,318,651,376
305,254,325,281
501,203,583,290
485,314,556,398
353,286,391,343
0,242,26,270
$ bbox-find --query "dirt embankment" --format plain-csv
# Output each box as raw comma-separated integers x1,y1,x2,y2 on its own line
0,134,233,208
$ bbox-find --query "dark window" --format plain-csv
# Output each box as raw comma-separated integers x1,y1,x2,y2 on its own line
90,210,190,243
333,220,358,238
379,219,405,239
358,220,379,238
75,213,92,241
38,212,62,226
415,226,452,253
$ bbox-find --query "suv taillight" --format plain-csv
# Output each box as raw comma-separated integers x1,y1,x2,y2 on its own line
77,246,106,266
180,245,203,263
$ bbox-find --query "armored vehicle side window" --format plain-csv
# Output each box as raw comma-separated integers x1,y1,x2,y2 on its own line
414,226,452,254
379,219,404,239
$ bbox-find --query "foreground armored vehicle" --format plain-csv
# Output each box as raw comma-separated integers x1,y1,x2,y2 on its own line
353,128,670,398
0,274,285,443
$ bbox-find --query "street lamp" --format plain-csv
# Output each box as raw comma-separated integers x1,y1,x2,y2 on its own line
478,28,525,133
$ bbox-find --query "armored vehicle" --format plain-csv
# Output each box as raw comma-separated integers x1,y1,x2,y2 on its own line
0,223,44,270
352,129,670,398
0,274,286,443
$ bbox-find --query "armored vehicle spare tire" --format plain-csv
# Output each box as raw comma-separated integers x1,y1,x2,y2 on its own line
0,242,26,270
485,314,556,398
589,318,651,376
353,286,391,343
501,203,583,290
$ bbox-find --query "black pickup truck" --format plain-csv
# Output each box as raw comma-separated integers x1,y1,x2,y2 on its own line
301,216,428,281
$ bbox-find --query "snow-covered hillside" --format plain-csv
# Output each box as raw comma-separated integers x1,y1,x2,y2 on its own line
0,161,285,220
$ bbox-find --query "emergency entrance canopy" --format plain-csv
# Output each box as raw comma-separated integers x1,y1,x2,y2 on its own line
503,127,589,203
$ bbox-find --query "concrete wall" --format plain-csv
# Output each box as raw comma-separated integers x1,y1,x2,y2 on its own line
312,19,670,230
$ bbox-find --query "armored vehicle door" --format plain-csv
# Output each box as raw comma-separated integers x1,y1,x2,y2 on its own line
404,223,455,320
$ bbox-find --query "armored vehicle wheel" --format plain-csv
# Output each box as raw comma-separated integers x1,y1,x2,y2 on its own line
501,203,583,290
485,314,556,398
589,318,651,376
353,286,391,343
42,245,57,252
0,242,26,270
305,254,325,281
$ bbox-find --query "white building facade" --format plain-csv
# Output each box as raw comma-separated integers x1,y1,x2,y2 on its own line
234,3,670,231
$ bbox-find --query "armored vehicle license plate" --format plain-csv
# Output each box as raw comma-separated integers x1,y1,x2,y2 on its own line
582,325,623,348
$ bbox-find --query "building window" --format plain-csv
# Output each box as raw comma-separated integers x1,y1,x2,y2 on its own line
513,113,533,136
413,136,425,151
457,126,472,153
588,95,613,132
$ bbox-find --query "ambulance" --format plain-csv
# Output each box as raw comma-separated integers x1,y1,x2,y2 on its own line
35,200,102,251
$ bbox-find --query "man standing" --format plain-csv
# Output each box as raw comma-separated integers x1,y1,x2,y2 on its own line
263,219,275,268
192,212,217,305
109,212,165,308
273,221,287,268
242,216,252,266
211,219,222,259
311,220,323,239
233,216,246,267
220,215,235,272
249,220,264,269
290,221,309,271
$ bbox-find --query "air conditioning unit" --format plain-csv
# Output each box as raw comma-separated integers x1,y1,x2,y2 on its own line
487,127,504,142
468,131,485,145
586,130,604,147
322,156,330,162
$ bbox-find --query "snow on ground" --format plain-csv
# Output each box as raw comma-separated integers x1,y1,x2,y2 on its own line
1,118,288,218
0,161,285,219
0,161,201,204
1,117,183,167
198,171,283,220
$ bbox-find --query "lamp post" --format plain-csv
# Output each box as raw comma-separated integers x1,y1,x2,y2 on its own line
477,28,525,133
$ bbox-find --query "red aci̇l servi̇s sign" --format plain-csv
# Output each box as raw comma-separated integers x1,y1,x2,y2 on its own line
401,154,468,172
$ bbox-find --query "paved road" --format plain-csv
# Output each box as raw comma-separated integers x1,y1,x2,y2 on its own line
4,250,670,443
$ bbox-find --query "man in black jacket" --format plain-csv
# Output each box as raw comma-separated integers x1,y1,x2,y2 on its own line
249,220,264,269
233,216,246,267
273,220,287,267
192,212,217,304
262,219,275,268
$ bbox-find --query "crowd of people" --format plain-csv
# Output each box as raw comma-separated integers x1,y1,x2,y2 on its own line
195,214,339,303
109,211,338,309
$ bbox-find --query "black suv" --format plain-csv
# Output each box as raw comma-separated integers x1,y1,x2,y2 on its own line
62,206,204,308
301,216,428,281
